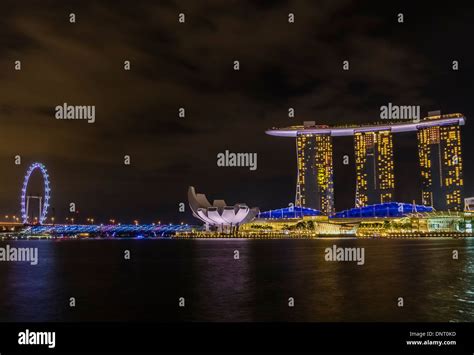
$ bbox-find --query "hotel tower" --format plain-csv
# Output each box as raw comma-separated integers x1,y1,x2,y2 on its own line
266,112,465,213
295,124,334,215
417,112,464,211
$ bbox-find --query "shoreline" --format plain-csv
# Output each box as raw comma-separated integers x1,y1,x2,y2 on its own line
1,234,473,241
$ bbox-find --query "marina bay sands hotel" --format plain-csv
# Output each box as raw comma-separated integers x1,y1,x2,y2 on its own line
266,112,465,214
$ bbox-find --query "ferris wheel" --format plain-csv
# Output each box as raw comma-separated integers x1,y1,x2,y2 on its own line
20,162,51,225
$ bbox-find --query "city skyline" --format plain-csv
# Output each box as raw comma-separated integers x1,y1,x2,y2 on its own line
2,109,469,227
1,112,471,224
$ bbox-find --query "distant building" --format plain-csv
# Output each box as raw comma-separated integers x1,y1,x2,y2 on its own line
188,186,259,232
417,112,464,211
332,202,433,219
266,111,466,212
354,130,394,207
257,206,322,219
295,127,334,215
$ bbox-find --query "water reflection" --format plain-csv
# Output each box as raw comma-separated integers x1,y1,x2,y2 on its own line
0,238,472,322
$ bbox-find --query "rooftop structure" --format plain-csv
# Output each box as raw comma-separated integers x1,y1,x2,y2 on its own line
332,202,434,219
257,206,322,219
265,113,465,137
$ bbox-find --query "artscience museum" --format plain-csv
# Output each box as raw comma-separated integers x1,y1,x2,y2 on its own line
188,186,259,232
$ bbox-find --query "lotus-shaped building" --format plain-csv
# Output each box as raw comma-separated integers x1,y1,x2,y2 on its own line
188,186,259,231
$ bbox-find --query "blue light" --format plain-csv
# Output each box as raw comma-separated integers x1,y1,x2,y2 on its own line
258,206,322,219
332,202,434,219
20,162,51,225
24,223,198,236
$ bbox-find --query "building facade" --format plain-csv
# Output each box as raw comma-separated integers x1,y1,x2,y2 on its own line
295,129,334,215
417,119,464,211
354,130,395,207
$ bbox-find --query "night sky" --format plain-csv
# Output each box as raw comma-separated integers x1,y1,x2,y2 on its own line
0,0,473,224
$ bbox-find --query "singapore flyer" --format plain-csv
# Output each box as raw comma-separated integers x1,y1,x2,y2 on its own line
20,162,51,225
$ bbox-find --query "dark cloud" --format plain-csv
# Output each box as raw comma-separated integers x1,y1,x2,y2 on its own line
0,0,473,223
